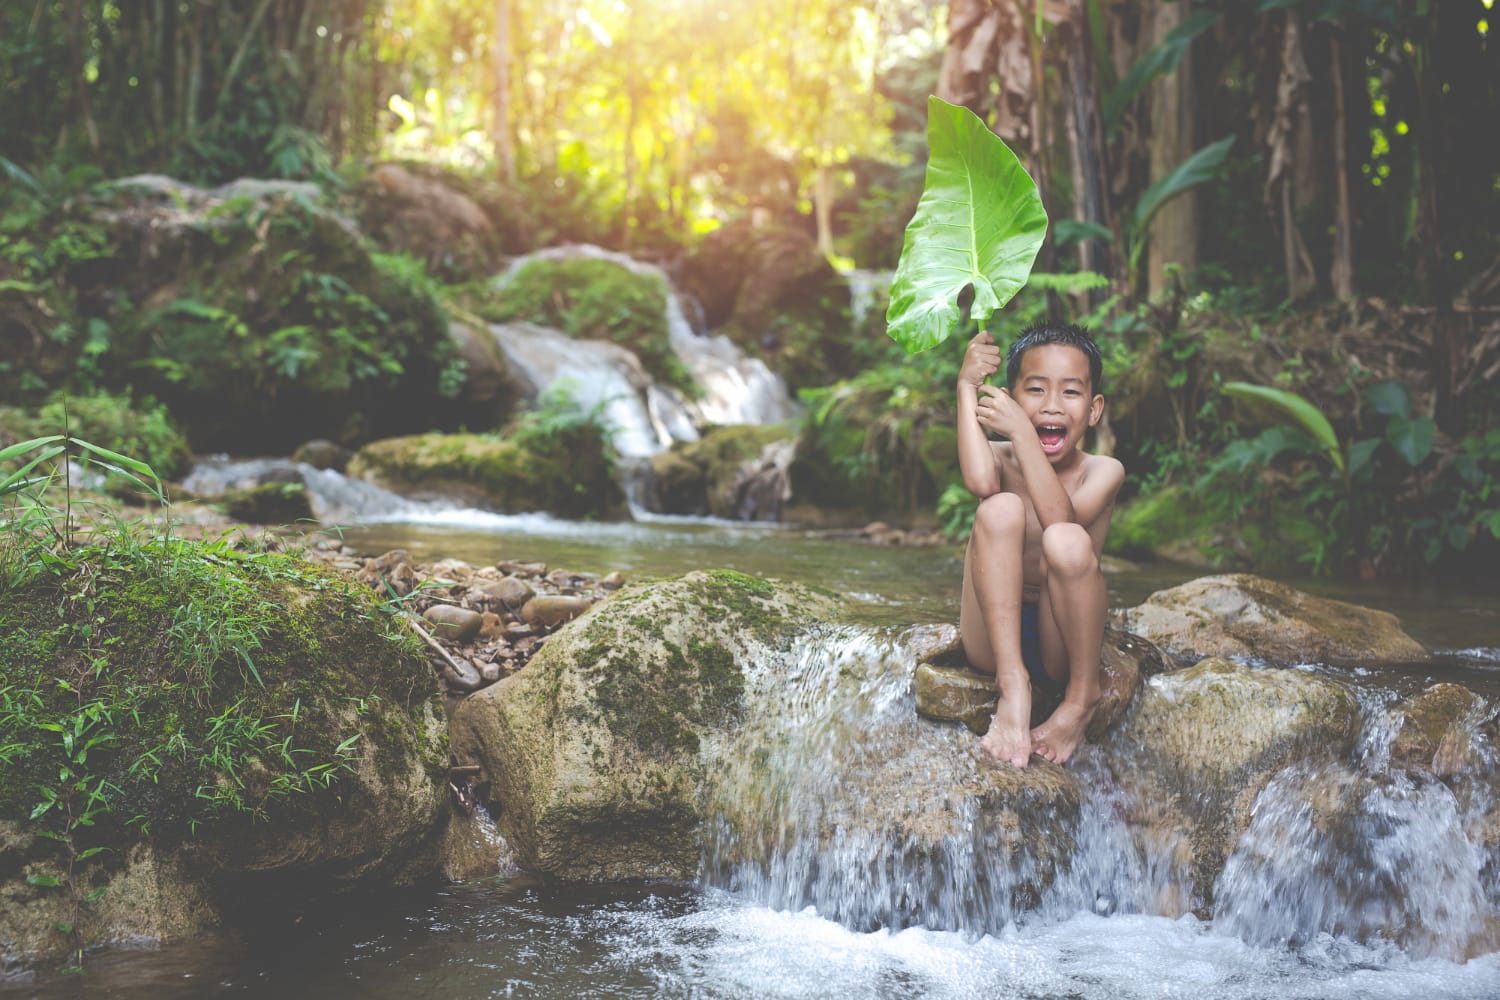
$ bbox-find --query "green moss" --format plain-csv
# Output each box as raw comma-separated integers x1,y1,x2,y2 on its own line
0,536,438,842
485,257,697,397
348,425,624,519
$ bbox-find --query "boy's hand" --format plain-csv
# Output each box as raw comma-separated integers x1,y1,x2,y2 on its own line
975,384,1030,440
958,331,1001,388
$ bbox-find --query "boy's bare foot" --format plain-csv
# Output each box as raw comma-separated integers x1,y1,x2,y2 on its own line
1031,700,1096,764
980,697,1033,767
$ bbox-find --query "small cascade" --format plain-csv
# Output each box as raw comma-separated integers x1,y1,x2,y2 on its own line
1212,762,1492,959
844,268,893,328
700,625,1147,935
181,456,439,523
496,245,797,438
486,320,677,458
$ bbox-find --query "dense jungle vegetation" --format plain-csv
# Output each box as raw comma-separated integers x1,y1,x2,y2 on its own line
2,0,1498,580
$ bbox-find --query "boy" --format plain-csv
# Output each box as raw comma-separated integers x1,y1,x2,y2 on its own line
956,322,1123,768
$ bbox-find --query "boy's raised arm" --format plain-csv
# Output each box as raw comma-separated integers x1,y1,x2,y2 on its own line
956,331,1003,497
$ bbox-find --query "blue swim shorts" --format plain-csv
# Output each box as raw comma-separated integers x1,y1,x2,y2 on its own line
1020,601,1054,689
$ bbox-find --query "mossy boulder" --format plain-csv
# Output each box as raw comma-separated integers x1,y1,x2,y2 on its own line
21,175,462,453
448,570,840,881
1108,483,1326,574
0,542,447,967
347,424,625,519
1111,573,1432,668
645,424,795,519
677,221,856,390
351,163,504,281
220,481,316,525
1104,657,1361,909
789,382,955,518
484,253,695,396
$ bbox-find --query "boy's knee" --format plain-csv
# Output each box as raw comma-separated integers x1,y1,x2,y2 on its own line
1041,523,1097,577
973,492,1025,536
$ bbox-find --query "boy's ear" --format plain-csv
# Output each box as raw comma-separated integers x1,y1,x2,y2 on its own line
1088,393,1105,427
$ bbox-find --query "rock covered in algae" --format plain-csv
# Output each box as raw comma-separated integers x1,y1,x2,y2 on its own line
1103,657,1361,910
1111,573,1430,668
1390,683,1495,777
913,625,1168,738
448,570,839,881
0,555,449,967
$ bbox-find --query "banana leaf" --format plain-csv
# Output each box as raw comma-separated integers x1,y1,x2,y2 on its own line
885,96,1048,355
1222,381,1343,473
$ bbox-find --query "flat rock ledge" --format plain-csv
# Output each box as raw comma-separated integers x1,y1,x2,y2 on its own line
1110,573,1431,668
912,625,1170,737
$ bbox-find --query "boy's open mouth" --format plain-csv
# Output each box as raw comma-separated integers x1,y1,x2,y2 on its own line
1037,425,1068,452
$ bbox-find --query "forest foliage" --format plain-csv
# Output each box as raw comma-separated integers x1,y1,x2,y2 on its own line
3,0,1497,578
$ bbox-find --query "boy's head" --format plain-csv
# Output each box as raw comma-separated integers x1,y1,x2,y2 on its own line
1004,322,1103,394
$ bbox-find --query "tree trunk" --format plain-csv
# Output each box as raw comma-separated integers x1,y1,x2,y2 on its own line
1061,2,1114,290
492,0,515,183
1266,11,1318,302
813,163,834,258
67,0,100,153
1147,0,1197,297
1328,31,1356,302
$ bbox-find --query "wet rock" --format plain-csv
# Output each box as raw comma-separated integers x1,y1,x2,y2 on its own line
450,571,839,881
446,320,524,430
423,604,483,644
292,438,351,471
355,163,502,280
600,571,626,590
221,481,314,525
1391,683,1493,776
1105,657,1361,906
546,568,595,589
521,595,592,629
497,560,546,577
1111,573,1431,668
480,661,503,684
643,425,794,519
913,627,1161,738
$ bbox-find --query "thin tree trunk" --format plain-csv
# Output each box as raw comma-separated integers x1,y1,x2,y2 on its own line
1062,3,1113,291
1267,11,1317,301
492,0,515,183
813,163,834,257
67,0,100,153
1328,32,1356,302
1147,0,1198,297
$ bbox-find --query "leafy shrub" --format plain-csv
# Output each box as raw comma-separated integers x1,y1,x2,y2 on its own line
0,391,193,484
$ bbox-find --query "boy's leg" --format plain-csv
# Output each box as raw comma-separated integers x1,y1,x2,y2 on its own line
1031,522,1105,764
959,492,1033,767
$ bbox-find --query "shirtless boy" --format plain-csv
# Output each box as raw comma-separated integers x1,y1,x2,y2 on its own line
956,322,1124,768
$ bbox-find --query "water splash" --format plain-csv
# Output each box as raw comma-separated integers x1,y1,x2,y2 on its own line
181,456,434,523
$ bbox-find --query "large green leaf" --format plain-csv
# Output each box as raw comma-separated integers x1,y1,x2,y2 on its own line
885,96,1048,355
1130,135,1237,238
1222,381,1344,473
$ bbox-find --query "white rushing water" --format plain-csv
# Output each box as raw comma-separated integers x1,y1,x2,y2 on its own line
492,245,798,456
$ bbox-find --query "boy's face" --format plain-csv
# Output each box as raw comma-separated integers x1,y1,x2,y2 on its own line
1012,344,1104,463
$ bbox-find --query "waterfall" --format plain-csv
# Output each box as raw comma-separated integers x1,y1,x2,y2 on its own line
181,456,432,523
845,268,893,328
700,626,1147,935
494,245,798,446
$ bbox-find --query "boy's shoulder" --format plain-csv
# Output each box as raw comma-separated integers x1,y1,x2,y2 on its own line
1076,450,1125,492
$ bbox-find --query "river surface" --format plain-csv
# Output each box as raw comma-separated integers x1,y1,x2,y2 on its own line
8,502,1500,999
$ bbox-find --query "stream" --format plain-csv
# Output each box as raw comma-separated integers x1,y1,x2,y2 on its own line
10,467,1500,999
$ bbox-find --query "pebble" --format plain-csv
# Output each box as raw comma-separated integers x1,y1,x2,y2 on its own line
423,604,483,644
470,577,534,609
498,560,547,577
521,595,592,629
430,558,473,579
480,661,503,683
600,571,626,590
442,659,483,691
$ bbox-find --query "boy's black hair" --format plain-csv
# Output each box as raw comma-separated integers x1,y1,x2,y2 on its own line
1005,322,1104,393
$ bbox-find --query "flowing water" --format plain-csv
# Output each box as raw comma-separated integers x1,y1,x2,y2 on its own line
20,463,1500,998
